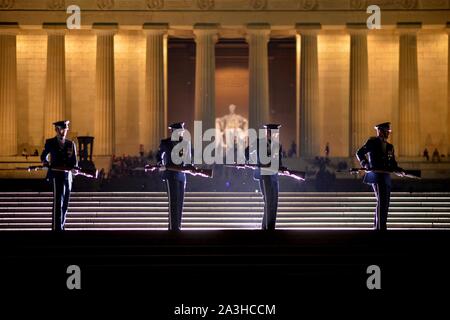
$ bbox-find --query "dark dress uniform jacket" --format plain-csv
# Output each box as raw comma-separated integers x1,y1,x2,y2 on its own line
41,137,78,178
157,138,191,182
356,137,400,186
246,138,283,180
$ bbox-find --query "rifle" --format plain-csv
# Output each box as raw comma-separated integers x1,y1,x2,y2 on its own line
143,164,213,178
26,165,99,179
226,163,306,181
349,168,421,179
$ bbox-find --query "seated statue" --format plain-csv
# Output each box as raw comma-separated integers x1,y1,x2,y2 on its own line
215,104,248,152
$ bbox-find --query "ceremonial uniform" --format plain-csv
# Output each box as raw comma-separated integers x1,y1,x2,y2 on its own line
247,124,283,230
157,122,191,231
41,121,78,231
356,122,403,231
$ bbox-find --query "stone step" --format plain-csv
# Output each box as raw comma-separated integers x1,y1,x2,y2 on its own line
0,191,449,196
3,217,450,225
2,200,449,206
0,192,449,230
1,222,449,231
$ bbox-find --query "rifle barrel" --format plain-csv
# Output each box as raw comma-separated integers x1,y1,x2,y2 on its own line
143,164,213,178
349,168,421,179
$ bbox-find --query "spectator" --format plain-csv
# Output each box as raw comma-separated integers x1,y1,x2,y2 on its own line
139,144,145,157
288,141,297,158
432,148,440,162
423,148,429,161
21,148,28,160
33,149,39,156
337,161,348,171
315,161,335,191
109,154,154,179
325,142,330,158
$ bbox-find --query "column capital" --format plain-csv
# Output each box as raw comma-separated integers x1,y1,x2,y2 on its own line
193,24,219,43
193,23,219,34
397,22,422,34
245,23,271,43
295,23,321,35
43,22,67,35
92,23,118,35
0,22,19,35
143,23,169,35
346,23,368,35
246,23,271,35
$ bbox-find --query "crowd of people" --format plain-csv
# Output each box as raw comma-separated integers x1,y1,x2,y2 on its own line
21,148,39,160
311,156,337,192
109,152,156,178
423,148,445,162
105,143,446,187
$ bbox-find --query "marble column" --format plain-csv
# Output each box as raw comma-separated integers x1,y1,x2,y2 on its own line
194,24,218,132
398,23,421,157
348,24,369,157
0,23,18,156
143,23,168,153
447,23,450,156
43,23,66,140
296,23,320,158
246,23,270,130
94,24,117,156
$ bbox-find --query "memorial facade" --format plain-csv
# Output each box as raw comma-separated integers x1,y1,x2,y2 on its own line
0,0,448,160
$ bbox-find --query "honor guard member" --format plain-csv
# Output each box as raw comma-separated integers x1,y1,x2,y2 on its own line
157,122,191,231
41,120,78,231
247,124,283,230
356,122,405,231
